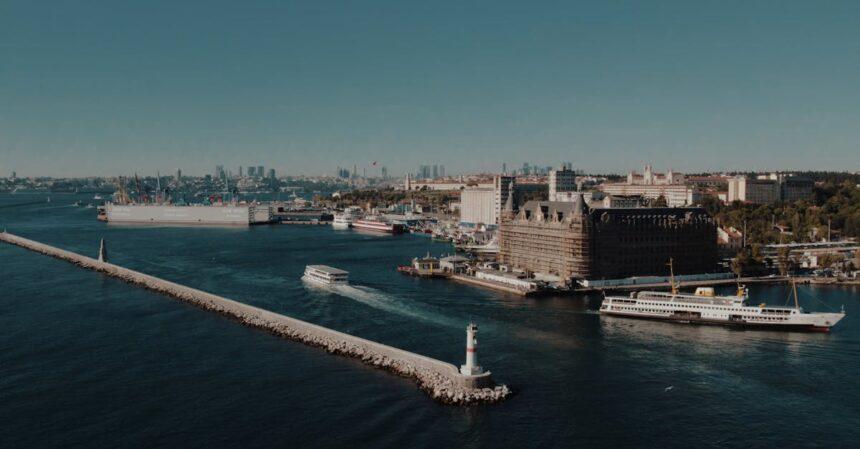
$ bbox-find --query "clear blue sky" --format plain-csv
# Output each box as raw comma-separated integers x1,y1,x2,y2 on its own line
1,0,859,177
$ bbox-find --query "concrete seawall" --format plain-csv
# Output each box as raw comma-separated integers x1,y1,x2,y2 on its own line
0,232,510,405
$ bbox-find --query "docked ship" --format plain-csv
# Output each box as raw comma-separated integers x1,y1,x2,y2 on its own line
332,206,363,229
98,203,273,225
351,215,405,234
302,265,349,285
600,272,845,332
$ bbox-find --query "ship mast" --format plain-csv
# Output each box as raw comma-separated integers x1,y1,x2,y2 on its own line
667,258,678,295
791,277,800,310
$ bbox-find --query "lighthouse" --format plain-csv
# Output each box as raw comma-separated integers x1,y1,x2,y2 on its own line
97,238,108,263
460,322,484,376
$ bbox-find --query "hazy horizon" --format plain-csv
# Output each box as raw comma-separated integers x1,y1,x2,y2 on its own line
2,1,859,177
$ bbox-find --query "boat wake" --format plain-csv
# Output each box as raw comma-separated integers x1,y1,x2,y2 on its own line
328,284,460,328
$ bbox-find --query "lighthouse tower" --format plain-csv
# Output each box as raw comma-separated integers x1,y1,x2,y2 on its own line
460,322,484,376
97,238,108,263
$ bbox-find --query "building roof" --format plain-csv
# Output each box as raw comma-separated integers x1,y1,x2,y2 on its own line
519,200,712,223
306,265,349,275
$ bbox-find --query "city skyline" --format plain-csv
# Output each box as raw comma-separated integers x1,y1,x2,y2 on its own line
3,1,860,177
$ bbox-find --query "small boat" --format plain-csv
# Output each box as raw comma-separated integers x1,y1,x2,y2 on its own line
302,265,349,286
93,194,103,200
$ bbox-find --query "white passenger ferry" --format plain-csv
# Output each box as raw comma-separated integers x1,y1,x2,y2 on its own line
302,265,349,285
600,281,845,333
332,206,363,229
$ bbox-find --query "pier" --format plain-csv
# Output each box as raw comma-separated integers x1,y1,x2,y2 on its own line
0,231,510,405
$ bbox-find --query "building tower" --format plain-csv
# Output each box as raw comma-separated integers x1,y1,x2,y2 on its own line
460,322,484,375
97,238,108,263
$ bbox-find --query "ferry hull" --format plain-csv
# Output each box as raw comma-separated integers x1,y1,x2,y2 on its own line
600,310,836,333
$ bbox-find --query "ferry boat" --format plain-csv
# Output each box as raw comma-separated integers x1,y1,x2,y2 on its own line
302,265,349,285
352,216,405,234
600,261,845,332
332,206,363,229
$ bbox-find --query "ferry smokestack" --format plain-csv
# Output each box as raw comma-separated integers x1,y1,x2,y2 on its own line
460,322,484,375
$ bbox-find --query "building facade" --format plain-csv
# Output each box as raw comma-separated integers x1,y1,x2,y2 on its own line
499,196,717,281
493,175,516,224
727,176,780,204
460,188,496,225
598,183,699,207
548,167,577,201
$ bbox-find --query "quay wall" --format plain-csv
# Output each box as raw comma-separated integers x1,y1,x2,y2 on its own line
0,232,509,405
450,274,531,296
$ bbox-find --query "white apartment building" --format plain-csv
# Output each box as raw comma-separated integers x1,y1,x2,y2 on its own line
460,188,496,225
598,183,698,207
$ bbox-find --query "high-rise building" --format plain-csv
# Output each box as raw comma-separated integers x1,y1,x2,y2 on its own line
267,169,275,179
215,165,224,178
247,166,256,177
257,166,264,178
381,166,388,179
502,163,507,174
493,175,516,225
432,165,439,179
549,166,577,202
439,165,445,178
238,166,243,177
176,169,182,182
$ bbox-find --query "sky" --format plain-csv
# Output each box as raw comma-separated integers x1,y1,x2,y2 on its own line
1,0,859,177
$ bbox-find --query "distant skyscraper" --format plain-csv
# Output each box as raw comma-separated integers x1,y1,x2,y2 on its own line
176,169,182,182
238,166,243,177
268,168,276,179
432,165,439,179
439,165,445,178
257,165,264,177
502,163,507,174
215,165,224,178
381,166,388,179
11,171,16,178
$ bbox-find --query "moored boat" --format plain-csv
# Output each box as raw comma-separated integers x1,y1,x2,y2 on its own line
352,216,405,234
600,260,845,332
332,206,363,229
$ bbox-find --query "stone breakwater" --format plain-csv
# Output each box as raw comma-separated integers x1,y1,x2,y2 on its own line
0,232,511,405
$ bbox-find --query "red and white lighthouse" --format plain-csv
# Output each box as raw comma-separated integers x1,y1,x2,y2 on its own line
460,322,484,376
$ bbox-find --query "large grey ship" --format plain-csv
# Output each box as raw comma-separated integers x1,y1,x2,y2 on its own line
99,203,272,225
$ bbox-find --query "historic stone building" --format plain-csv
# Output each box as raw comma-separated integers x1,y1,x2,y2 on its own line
499,194,717,281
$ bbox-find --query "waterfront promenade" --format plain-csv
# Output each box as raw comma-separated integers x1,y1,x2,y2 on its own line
0,231,510,405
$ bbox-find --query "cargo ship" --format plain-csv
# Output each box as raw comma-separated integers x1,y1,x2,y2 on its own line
600,261,845,332
98,203,272,225
352,216,405,234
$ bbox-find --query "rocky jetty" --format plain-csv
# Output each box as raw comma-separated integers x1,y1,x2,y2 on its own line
0,232,512,405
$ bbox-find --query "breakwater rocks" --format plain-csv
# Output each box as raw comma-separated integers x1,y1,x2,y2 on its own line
0,232,512,405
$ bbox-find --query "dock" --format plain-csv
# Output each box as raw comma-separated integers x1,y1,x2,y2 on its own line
450,273,538,296
0,231,510,405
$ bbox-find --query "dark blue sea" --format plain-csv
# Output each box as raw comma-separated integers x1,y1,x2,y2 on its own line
1,193,858,448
